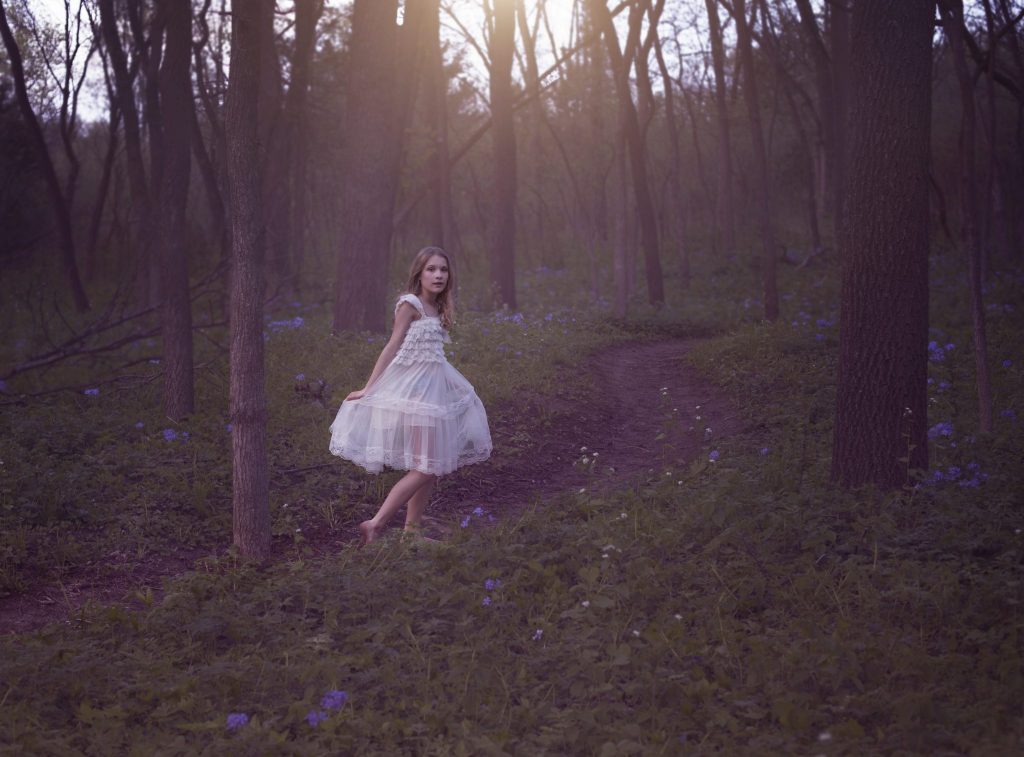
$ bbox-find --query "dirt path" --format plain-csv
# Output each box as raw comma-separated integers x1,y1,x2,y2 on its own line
424,338,743,530
0,339,740,634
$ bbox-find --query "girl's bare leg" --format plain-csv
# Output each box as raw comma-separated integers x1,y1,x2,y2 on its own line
359,470,436,546
403,475,436,533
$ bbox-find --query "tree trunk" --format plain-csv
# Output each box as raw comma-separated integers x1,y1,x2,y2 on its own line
829,0,851,226
85,103,121,283
423,0,459,255
226,0,271,561
156,0,195,421
333,0,421,332
286,0,322,295
591,0,664,305
490,0,518,309
0,4,90,312
704,0,736,254
938,0,994,434
98,0,152,306
649,0,689,286
793,0,834,223
831,0,932,489
733,0,779,321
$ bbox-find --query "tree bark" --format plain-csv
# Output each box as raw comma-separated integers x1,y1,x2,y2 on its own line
285,0,322,294
226,0,271,560
155,0,195,420
333,0,422,332
648,0,689,286
704,0,736,254
423,0,459,255
733,0,779,320
84,102,121,283
829,0,851,226
98,0,152,306
938,0,994,434
0,3,90,312
792,0,834,221
831,0,932,489
490,0,518,309
591,0,664,305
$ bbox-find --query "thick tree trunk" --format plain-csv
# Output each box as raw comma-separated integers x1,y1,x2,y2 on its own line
592,0,664,305
939,0,994,434
704,0,736,254
156,0,195,420
333,0,421,332
0,4,90,312
734,0,779,321
226,0,271,561
831,0,932,489
490,0,518,309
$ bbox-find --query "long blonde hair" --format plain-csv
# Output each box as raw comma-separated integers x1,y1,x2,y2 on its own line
405,246,455,330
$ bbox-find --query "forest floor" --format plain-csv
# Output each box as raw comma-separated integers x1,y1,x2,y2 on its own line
0,337,740,635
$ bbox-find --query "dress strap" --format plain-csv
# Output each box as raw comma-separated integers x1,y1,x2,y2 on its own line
395,293,425,318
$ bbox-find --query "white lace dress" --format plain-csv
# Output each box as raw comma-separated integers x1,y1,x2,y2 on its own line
328,293,493,475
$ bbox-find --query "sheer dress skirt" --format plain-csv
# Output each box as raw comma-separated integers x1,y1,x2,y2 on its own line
328,356,492,476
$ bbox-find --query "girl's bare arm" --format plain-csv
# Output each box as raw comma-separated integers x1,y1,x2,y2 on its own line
345,303,418,400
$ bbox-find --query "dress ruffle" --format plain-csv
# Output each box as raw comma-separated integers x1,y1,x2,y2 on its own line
328,293,492,475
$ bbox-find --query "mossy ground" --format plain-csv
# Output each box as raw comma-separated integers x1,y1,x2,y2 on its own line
1,250,1022,754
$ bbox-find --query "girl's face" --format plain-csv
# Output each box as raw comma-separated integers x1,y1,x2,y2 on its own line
419,254,449,296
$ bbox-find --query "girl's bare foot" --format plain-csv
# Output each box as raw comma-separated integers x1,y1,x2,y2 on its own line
358,520,379,548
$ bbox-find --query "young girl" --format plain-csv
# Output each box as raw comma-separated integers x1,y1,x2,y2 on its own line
328,246,492,546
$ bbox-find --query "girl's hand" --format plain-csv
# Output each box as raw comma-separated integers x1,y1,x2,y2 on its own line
345,389,366,402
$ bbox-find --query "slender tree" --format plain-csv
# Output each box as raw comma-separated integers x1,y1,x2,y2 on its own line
0,3,91,312
155,0,194,420
704,0,736,254
732,0,778,320
285,0,322,293
226,0,271,560
591,0,664,306
490,0,518,308
98,0,152,304
938,0,994,433
832,0,932,489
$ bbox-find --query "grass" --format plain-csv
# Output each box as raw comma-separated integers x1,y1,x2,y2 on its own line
1,249,1022,753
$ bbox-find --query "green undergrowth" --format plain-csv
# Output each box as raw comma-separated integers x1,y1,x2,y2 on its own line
2,252,1022,752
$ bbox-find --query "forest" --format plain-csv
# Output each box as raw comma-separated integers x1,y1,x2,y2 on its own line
0,0,1022,752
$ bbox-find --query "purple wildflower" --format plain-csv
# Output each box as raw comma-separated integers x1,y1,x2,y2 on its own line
295,373,306,381
306,710,328,727
134,421,144,429
532,629,543,641
83,388,100,396
708,450,720,462
320,690,348,710
928,422,954,440
482,596,492,607
1000,409,1016,420
460,516,470,528
226,713,249,731
162,428,179,442
759,447,770,456
1003,359,1013,368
